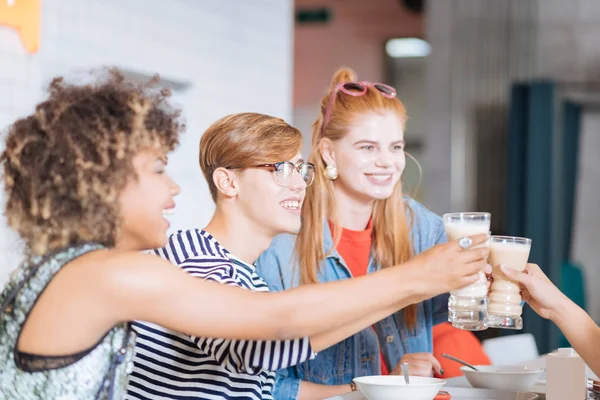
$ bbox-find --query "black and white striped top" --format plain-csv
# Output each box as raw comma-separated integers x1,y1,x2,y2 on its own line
125,229,315,400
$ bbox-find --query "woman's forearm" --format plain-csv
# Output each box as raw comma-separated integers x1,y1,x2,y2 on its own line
551,297,600,378
118,253,416,342
275,266,418,340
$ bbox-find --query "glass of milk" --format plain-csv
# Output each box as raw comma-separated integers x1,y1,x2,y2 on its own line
443,212,491,331
487,236,531,329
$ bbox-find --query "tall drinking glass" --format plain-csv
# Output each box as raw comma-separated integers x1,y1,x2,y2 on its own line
443,212,491,331
487,236,532,330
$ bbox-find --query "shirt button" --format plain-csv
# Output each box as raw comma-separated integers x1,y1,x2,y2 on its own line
385,335,394,343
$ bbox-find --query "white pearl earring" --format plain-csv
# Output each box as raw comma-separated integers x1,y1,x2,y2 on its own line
326,165,338,180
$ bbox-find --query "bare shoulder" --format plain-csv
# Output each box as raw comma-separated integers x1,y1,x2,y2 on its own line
60,249,180,303
59,249,188,323
66,248,172,275
16,250,182,354
69,249,179,289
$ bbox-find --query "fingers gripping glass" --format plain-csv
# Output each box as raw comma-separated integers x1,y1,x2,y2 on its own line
229,162,316,187
321,81,397,137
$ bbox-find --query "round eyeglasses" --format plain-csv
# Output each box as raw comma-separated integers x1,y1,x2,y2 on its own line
228,161,316,187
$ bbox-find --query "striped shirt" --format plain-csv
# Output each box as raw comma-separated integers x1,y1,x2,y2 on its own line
126,229,315,400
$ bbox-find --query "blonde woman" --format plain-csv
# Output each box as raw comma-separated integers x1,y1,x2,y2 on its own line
257,68,457,399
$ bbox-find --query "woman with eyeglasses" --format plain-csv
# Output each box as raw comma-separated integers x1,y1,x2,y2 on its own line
256,67,459,399
125,112,490,400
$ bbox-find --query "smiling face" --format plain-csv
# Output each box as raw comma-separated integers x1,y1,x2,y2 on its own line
234,152,307,237
322,111,405,205
117,149,180,250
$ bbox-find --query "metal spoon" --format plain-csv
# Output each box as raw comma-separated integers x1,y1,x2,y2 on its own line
441,353,479,371
402,362,410,385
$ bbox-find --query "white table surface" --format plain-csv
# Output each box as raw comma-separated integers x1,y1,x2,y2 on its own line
325,354,599,400
325,387,540,400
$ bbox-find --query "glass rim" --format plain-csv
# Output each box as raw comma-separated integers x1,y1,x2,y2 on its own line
442,212,491,220
490,235,532,245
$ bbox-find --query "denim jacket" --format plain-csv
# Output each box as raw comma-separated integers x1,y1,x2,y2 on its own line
255,199,448,400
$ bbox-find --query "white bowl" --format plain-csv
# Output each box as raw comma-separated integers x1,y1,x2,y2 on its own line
353,375,446,400
460,365,545,391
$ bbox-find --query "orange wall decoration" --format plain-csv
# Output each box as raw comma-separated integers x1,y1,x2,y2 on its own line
0,0,41,53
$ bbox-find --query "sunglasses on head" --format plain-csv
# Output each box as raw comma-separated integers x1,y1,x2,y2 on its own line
321,81,397,137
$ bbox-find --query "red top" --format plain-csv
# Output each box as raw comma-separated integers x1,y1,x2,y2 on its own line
329,220,390,375
432,322,492,378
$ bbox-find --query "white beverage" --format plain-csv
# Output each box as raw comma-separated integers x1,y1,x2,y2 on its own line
444,220,490,297
443,213,491,331
487,236,531,329
445,221,491,244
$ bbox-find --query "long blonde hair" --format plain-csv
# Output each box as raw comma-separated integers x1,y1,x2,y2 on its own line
295,67,417,329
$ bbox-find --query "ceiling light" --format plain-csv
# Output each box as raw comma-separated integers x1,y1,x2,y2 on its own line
385,38,431,58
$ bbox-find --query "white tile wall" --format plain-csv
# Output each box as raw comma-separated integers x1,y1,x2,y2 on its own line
0,0,294,287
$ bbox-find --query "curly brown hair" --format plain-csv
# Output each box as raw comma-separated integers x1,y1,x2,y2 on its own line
1,69,184,256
